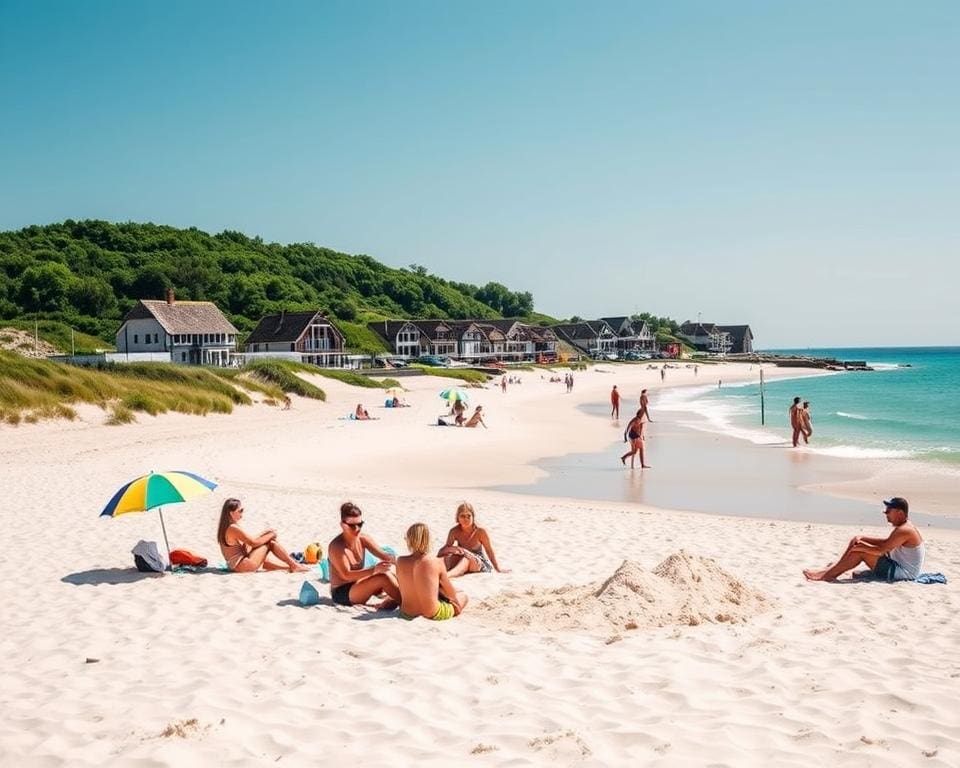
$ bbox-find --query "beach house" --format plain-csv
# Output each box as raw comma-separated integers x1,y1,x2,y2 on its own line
243,310,347,367
600,316,657,354
678,322,731,354
115,290,238,366
551,320,618,358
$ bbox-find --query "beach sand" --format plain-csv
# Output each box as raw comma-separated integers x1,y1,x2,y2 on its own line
2,362,959,766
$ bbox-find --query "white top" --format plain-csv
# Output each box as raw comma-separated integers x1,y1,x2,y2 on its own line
889,541,925,581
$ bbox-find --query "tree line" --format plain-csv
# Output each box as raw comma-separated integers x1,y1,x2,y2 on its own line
0,220,539,342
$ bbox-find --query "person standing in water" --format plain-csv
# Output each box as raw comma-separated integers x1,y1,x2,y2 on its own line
620,409,651,469
800,401,813,443
639,389,652,422
610,385,621,418
789,396,803,447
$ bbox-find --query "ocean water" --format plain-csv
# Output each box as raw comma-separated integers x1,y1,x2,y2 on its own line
658,347,960,463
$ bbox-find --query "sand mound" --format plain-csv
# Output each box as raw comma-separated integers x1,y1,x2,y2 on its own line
0,327,59,358
473,550,771,633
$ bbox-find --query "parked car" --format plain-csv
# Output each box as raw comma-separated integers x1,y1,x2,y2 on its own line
443,359,472,368
414,354,449,367
374,356,407,368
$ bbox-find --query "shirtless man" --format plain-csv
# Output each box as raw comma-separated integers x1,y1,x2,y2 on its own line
396,523,467,621
789,396,803,447
610,385,621,418
328,501,401,608
803,497,925,582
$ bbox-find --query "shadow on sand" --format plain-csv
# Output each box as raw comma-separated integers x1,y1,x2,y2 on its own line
62,566,230,586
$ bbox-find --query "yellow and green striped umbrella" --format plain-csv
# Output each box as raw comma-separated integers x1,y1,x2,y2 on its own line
100,471,218,565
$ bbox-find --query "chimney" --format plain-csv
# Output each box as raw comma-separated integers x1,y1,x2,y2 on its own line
166,288,175,305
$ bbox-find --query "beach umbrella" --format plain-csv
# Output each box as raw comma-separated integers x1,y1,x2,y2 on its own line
100,470,218,565
439,387,469,404
385,388,403,397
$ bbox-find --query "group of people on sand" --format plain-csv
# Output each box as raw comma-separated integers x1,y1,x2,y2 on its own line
217,498,506,621
789,396,814,446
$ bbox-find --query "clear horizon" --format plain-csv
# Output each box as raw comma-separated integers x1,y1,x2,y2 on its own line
1,1,957,347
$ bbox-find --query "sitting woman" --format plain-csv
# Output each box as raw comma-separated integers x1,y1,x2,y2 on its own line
391,396,409,408
217,498,309,573
463,405,486,428
438,502,508,577
355,403,371,420
453,399,466,425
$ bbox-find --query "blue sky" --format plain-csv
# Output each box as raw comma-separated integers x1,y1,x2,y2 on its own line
1,0,957,346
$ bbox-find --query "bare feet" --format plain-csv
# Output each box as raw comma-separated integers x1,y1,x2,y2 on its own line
641,464,652,469
620,456,626,466
803,569,828,581
290,564,311,573
376,598,399,611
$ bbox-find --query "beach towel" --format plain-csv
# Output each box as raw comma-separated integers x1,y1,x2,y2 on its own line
853,569,947,584
915,573,947,584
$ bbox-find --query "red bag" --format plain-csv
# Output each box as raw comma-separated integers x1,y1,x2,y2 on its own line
169,549,208,567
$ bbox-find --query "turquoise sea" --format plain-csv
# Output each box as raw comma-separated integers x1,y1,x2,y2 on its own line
661,347,960,464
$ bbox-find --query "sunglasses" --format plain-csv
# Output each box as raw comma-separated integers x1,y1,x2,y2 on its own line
343,520,364,530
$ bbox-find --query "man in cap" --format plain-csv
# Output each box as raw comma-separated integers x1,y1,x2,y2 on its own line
803,497,925,582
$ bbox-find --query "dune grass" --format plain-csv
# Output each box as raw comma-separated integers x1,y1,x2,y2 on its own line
408,365,489,384
240,360,326,401
0,319,112,354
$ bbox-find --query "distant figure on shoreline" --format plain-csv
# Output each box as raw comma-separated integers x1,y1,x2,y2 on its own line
803,497,924,582
800,401,813,443
501,375,507,394
217,498,308,573
789,396,803,447
439,501,507,577
610,385,620,418
660,367,665,383
328,502,401,608
620,409,650,469
397,523,467,621
639,389,652,422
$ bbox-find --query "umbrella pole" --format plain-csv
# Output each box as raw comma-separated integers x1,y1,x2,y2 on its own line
158,507,172,570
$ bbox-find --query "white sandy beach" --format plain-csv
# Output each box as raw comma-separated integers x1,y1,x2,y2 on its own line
2,362,959,767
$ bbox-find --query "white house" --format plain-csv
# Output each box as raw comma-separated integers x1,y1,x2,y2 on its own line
115,290,238,366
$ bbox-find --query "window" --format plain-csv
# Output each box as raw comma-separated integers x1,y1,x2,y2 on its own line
181,352,187,361
133,334,139,344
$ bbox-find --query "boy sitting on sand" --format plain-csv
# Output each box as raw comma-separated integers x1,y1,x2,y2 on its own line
396,523,467,621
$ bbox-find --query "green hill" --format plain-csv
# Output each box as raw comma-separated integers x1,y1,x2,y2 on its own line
0,220,548,347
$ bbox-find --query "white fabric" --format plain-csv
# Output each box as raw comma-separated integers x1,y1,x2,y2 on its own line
889,542,925,581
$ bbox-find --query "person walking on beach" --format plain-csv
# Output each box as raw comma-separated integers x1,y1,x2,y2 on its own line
328,502,401,609
660,367,666,383
803,497,924,582
789,397,803,447
610,385,621,418
800,401,813,444
639,389,653,422
396,523,467,621
620,409,651,469
501,375,507,394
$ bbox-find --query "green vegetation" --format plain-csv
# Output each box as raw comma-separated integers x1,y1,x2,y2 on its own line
0,319,111,354
0,220,542,345
408,365,489,384
0,352,342,423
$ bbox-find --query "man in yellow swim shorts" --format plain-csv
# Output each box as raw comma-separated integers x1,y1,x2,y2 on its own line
396,523,467,621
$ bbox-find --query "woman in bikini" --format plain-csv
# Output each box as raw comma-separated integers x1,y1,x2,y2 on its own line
438,501,508,577
217,498,309,573
620,409,651,469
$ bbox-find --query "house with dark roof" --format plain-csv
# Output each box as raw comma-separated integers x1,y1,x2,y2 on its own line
244,310,347,367
368,319,458,358
715,325,754,354
678,321,740,354
115,290,238,366
600,316,657,353
552,320,618,357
